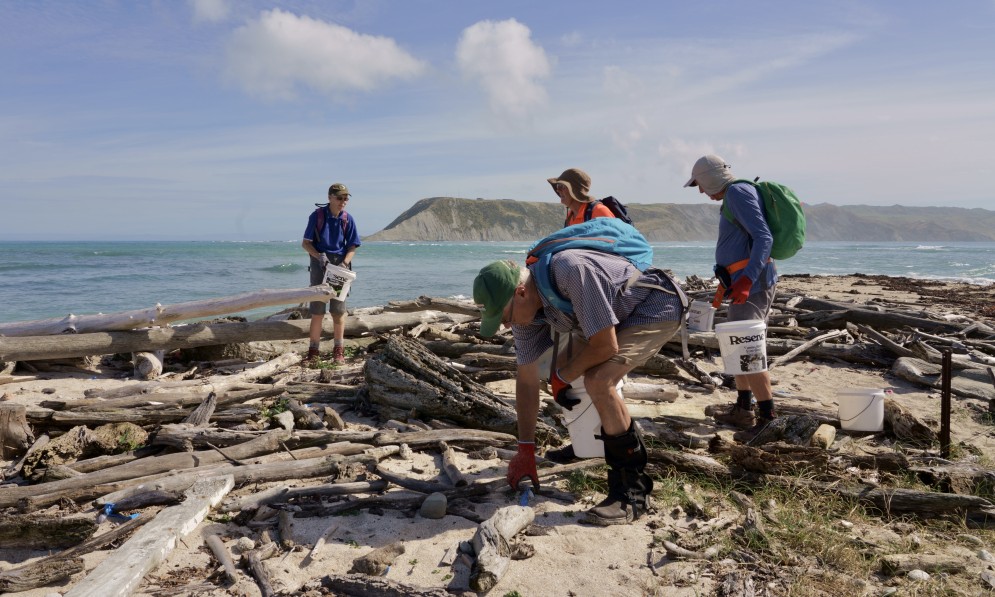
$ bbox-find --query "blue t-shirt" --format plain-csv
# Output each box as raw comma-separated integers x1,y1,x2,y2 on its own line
716,182,777,292
303,206,362,258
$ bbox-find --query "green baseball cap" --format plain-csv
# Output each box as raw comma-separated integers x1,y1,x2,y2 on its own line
473,260,520,337
328,183,351,197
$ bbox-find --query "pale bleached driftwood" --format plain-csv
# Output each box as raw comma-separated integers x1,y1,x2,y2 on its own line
204,532,239,583
469,505,535,593
0,287,341,337
0,433,48,482
223,481,388,514
350,541,405,575
301,522,339,567
768,329,848,369
855,323,917,358
439,441,468,487
63,475,235,597
133,350,162,380
321,573,454,597
880,554,967,576
181,392,217,427
0,403,33,460
385,295,481,316
884,397,937,446
0,429,292,509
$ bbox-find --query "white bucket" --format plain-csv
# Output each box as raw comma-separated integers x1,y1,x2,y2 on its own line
714,319,767,375
687,300,716,332
560,378,624,458
837,388,885,432
322,264,357,301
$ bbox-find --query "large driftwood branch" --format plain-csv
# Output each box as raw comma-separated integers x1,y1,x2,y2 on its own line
470,505,535,592
0,287,341,337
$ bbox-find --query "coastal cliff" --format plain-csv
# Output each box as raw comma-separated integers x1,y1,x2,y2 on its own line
365,197,995,242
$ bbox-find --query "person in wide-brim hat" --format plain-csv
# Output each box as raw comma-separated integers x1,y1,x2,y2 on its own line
548,168,614,227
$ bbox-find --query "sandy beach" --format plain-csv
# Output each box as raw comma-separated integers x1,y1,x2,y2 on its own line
1,274,993,597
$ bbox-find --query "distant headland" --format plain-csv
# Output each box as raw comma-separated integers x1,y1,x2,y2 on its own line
364,197,995,242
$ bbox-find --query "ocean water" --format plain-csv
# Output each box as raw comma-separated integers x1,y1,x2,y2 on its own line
0,240,992,325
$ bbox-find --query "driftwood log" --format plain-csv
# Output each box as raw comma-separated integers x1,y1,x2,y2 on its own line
0,403,33,460
469,505,535,592
365,335,559,442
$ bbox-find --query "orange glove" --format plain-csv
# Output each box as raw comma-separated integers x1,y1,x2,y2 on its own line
507,441,539,490
729,276,753,304
551,369,580,410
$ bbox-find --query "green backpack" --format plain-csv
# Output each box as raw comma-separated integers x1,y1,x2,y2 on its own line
721,178,806,260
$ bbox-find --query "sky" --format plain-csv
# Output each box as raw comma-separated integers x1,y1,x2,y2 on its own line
1,1,993,240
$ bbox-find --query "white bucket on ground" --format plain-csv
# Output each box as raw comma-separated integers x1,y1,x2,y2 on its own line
714,319,768,375
560,377,625,458
837,388,885,432
322,264,357,301
687,300,716,332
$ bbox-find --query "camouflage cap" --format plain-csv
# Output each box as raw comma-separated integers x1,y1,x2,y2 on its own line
328,183,351,197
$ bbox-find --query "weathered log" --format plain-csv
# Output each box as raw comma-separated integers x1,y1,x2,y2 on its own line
647,449,732,478
772,476,993,515
892,357,995,400
0,509,148,593
365,335,558,441
0,403,33,460
741,414,822,447
350,541,405,575
768,329,848,369
181,392,217,427
204,532,239,583
301,522,339,567
1,433,48,481
244,540,279,597
133,350,163,380
0,429,293,509
222,480,388,513
884,397,937,446
0,287,342,337
880,554,966,576
22,425,92,480
287,398,325,430
0,513,97,549
322,573,455,597
439,441,469,487
667,333,895,367
470,505,535,593
385,295,481,316
0,557,85,593
909,462,995,496
793,298,966,334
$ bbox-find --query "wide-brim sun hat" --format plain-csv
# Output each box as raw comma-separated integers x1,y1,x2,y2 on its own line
547,168,593,203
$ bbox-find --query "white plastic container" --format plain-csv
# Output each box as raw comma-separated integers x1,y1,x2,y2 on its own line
687,300,716,332
837,388,885,432
714,319,768,375
560,377,625,458
322,264,357,301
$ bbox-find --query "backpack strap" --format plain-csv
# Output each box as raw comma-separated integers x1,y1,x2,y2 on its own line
314,206,350,241
582,200,601,222
531,253,574,313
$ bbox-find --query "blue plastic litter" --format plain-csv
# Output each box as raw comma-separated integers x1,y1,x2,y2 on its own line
101,502,140,523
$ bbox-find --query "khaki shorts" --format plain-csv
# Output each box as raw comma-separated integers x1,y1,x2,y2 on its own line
309,255,348,316
572,321,681,368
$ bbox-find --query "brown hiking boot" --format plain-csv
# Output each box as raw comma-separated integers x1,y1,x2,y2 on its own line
332,345,346,364
710,405,756,429
306,347,320,364
733,414,776,444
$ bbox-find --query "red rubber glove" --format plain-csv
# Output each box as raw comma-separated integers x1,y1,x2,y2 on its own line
728,276,753,304
507,441,539,490
551,369,580,410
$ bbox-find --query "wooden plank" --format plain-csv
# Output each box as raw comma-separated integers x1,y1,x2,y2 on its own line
64,474,235,597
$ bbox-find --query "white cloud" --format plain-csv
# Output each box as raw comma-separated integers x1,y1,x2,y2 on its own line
224,9,427,100
190,0,230,24
456,19,552,121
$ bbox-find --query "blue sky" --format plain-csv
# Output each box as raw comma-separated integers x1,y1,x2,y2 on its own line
1,1,993,240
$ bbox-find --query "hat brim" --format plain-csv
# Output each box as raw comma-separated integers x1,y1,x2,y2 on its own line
683,176,697,188
479,308,503,337
547,178,593,203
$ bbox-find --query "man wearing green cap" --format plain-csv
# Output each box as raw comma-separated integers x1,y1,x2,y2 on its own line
302,183,361,364
473,251,685,525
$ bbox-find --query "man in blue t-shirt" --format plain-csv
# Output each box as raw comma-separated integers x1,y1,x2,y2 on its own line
302,183,361,364
685,155,778,442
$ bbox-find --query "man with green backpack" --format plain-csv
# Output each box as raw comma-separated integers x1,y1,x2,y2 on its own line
684,154,805,442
